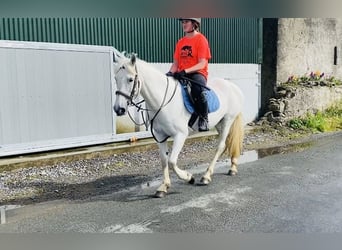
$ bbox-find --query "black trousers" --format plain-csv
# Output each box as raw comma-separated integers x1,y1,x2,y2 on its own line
185,73,207,101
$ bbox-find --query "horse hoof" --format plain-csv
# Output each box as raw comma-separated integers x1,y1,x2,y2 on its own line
154,191,167,198
200,177,211,185
188,176,195,185
228,170,237,176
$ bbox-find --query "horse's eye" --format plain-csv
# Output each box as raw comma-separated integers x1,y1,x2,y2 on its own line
128,78,134,83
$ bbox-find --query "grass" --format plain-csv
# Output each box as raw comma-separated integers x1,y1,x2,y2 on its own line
287,100,342,132
284,73,342,132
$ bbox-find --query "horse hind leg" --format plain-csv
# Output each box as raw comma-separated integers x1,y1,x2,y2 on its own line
200,112,244,184
225,113,244,176
200,143,226,185
200,118,230,185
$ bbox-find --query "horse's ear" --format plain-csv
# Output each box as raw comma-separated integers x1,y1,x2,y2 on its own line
113,48,126,63
130,53,137,65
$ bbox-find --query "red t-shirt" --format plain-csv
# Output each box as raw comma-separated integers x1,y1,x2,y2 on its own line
173,33,211,79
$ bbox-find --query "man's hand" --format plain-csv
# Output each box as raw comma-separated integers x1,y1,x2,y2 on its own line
166,71,174,77
173,70,186,80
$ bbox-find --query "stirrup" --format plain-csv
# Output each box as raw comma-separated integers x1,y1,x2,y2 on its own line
198,118,209,132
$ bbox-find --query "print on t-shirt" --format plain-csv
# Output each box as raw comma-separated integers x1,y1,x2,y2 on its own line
181,45,193,58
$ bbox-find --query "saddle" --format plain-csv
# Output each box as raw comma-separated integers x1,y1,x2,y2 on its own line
180,82,220,128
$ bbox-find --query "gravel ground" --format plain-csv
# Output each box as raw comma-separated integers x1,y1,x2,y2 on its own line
0,125,333,206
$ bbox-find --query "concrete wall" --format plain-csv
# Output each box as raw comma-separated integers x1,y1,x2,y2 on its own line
277,18,342,83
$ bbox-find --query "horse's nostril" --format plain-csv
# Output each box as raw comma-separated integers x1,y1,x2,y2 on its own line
116,107,126,116
120,108,126,115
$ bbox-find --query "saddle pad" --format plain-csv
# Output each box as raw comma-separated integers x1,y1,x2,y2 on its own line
181,85,220,114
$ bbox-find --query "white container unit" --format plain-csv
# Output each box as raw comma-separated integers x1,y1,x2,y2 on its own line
0,40,149,156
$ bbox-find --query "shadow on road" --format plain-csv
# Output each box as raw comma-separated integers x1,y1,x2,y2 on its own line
1,174,151,206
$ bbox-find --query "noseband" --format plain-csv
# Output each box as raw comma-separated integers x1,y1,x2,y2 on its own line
115,74,140,104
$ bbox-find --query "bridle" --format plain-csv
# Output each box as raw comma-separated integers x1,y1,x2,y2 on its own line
115,64,141,106
114,62,178,143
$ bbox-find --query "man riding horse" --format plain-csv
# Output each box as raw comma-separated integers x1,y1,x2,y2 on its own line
166,18,211,132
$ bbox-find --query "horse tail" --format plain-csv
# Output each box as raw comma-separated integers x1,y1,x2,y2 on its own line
224,112,244,158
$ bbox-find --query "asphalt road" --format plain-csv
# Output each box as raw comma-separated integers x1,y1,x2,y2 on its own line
1,132,342,233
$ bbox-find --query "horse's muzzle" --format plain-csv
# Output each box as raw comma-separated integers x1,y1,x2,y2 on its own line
114,106,126,116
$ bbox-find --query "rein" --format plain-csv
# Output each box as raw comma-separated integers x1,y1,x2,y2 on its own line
149,76,177,143
115,64,178,143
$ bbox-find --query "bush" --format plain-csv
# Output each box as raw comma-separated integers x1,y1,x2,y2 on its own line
288,118,306,129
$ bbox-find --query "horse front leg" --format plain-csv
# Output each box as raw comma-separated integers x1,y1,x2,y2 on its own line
155,141,171,198
169,134,195,185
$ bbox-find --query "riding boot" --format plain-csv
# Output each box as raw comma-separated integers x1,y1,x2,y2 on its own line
197,91,209,132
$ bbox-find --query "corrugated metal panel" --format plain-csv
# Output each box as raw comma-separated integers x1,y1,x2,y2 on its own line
0,18,262,63
202,18,262,63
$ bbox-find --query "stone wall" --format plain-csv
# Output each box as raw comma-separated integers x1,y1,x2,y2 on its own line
259,85,342,125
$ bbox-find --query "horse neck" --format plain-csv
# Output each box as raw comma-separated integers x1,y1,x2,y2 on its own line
137,61,171,110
